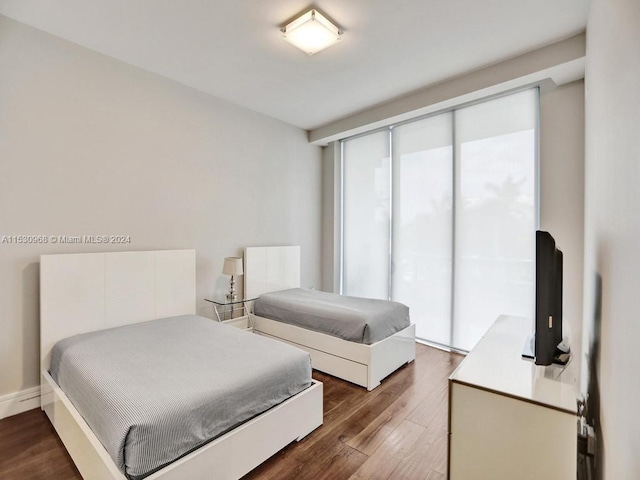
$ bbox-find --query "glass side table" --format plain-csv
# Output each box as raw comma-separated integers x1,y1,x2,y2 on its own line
204,296,259,329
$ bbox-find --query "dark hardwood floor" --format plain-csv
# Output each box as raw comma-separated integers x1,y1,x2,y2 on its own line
0,344,462,480
0,403,80,479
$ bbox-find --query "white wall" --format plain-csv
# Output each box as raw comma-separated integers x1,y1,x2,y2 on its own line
582,0,640,477
539,80,585,367
310,34,585,145
0,15,322,400
321,143,340,293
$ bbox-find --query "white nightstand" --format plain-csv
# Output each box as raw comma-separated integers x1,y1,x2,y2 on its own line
204,296,258,332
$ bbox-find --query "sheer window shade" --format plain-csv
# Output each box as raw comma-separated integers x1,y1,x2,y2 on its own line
392,114,453,344
342,131,390,300
341,88,538,351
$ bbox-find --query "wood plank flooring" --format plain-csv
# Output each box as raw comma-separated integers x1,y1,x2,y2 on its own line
0,344,462,480
0,403,80,480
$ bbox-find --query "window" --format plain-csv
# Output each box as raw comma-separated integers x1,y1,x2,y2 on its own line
342,131,390,300
340,89,538,351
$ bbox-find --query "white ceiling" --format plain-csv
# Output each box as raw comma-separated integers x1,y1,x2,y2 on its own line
0,0,588,130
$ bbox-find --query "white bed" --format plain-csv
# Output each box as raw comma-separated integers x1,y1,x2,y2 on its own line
245,246,416,391
40,249,322,480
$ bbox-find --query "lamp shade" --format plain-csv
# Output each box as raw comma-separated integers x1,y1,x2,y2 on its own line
222,257,243,276
281,9,342,55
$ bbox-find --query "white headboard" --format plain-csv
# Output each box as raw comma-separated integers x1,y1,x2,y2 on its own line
40,249,196,372
244,246,300,298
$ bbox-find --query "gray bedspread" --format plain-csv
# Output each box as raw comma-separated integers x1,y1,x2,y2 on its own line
49,315,311,480
253,288,410,344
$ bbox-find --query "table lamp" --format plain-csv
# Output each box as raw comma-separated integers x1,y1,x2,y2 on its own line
222,257,243,301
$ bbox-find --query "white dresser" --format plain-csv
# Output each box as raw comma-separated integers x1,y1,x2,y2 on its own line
448,315,578,480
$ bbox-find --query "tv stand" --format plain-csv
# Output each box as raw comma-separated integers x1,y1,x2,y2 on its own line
521,334,572,365
448,315,578,479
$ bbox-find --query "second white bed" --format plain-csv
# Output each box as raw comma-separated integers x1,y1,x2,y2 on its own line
245,246,416,391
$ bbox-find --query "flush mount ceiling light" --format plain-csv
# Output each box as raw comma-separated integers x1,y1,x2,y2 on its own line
281,9,343,55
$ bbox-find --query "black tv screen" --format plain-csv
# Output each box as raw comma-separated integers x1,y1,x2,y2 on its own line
535,230,563,365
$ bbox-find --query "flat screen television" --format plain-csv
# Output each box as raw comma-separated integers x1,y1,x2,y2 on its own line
523,230,568,365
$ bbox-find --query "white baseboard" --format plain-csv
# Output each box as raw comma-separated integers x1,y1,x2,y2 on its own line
0,386,41,419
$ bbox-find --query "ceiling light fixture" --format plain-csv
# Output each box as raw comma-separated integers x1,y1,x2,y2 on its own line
281,9,343,56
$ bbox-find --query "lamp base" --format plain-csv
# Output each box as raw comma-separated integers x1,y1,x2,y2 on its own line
226,274,237,302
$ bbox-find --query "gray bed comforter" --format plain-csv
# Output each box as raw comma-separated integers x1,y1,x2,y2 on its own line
253,288,410,344
49,314,311,480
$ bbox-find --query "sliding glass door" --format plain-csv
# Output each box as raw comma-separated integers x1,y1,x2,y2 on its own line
452,91,537,350
342,131,390,300
391,114,453,344
341,89,538,351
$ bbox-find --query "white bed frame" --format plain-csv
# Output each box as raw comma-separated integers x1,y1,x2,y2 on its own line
40,249,322,480
245,246,416,391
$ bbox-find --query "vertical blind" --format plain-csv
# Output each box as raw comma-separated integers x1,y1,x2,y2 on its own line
342,131,390,300
341,88,538,351
392,114,453,345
